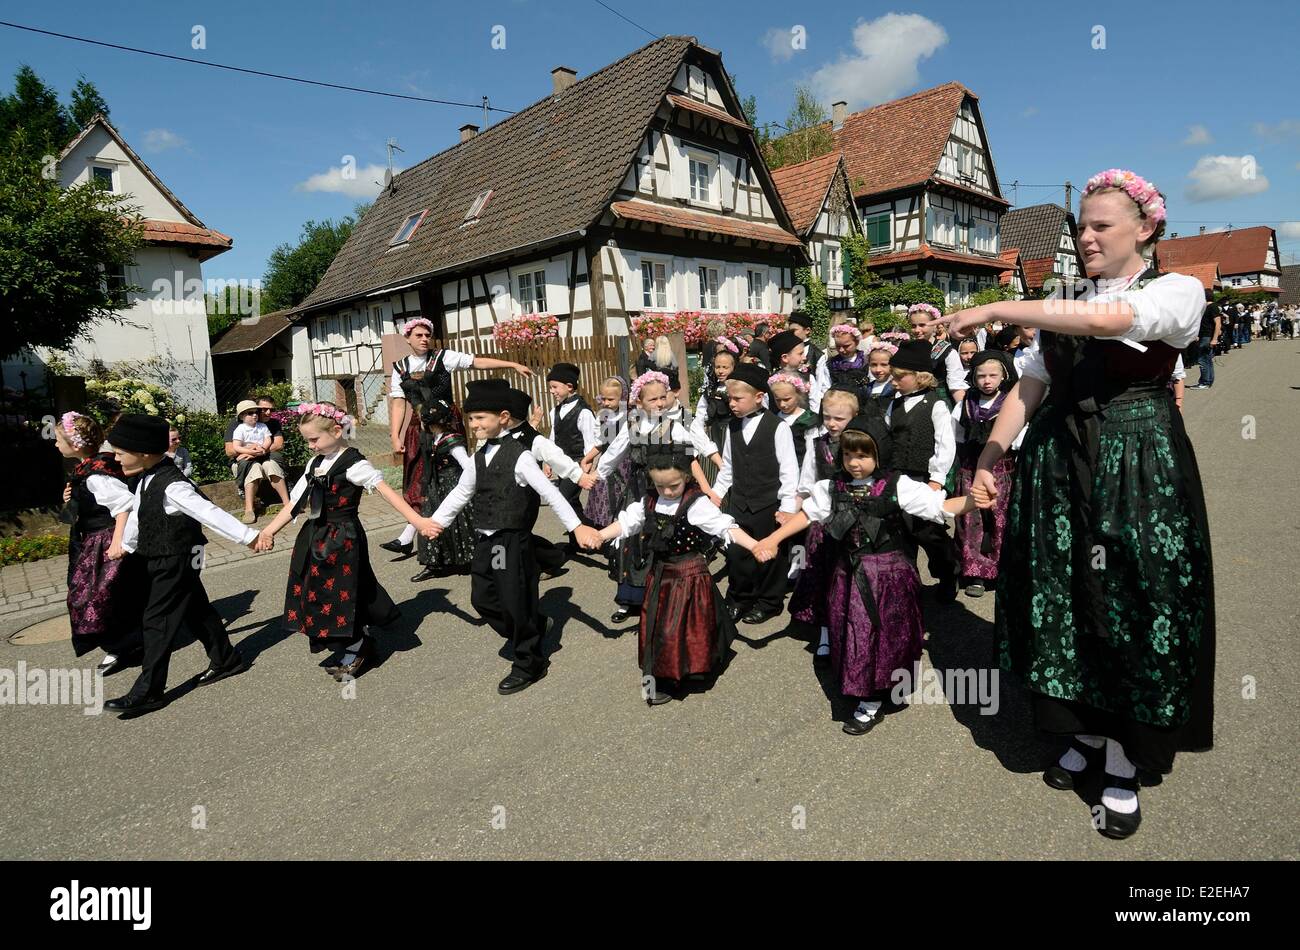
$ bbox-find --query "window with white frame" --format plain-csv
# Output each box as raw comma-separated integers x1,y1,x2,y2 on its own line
689,152,716,204
92,165,115,192
688,65,705,100
517,270,547,314
866,212,891,250
642,260,669,309
930,208,956,247
747,269,766,310
824,245,841,284
698,265,720,310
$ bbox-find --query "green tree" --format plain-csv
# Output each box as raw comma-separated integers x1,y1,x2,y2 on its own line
765,85,836,170
793,265,831,346
841,232,875,314
260,211,364,312
856,280,945,332
0,65,72,161
0,132,144,359
968,284,1018,308
69,77,110,128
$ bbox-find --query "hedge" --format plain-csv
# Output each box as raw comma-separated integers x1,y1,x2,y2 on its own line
0,535,70,566
178,408,312,485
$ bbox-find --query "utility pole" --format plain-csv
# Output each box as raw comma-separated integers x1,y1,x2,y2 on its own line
1064,180,1072,215
482,96,490,130
1009,179,1018,206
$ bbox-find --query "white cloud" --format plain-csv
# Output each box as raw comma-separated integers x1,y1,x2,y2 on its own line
142,129,186,152
1184,155,1270,202
1278,222,1300,240
1253,119,1300,141
296,163,394,199
808,13,948,110
762,26,800,62
1181,124,1212,146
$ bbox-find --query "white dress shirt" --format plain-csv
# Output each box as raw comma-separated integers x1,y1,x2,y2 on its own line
611,494,739,548
431,439,582,535
937,345,968,394
552,398,599,456
287,447,386,515
389,349,475,397
509,422,582,484
797,426,830,497
122,467,258,552
885,392,955,486
803,475,948,526
712,412,800,514
85,474,135,516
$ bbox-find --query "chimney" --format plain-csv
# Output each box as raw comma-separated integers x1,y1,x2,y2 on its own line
832,101,847,130
459,124,479,143
551,66,577,95
1199,226,1206,236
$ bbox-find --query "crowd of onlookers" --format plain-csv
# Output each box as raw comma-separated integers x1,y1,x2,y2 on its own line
1187,300,1297,391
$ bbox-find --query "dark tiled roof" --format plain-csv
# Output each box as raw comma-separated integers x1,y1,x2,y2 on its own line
297,36,696,314
610,199,804,246
210,309,293,355
769,151,843,236
1281,264,1300,306
999,204,1070,263
1157,226,1279,277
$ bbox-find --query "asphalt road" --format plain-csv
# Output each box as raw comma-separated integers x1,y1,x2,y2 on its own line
2,341,1296,859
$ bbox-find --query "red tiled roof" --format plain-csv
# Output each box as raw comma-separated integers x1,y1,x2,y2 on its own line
997,247,1024,287
1022,257,1055,290
769,152,843,236
666,93,750,130
868,243,1007,271
141,219,233,249
610,199,804,246
1157,226,1278,277
1163,262,1221,291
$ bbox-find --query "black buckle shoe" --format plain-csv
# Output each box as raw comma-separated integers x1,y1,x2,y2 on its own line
1097,773,1142,839
610,608,633,624
380,539,414,557
1043,737,1104,790
842,709,882,735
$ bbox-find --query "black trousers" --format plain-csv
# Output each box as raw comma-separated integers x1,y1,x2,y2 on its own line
129,553,237,700
905,517,958,582
470,529,545,677
725,502,789,614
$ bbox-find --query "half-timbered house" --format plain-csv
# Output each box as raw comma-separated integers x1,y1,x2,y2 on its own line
998,203,1084,293
997,248,1027,299
1156,226,1282,297
293,36,806,423
770,152,863,309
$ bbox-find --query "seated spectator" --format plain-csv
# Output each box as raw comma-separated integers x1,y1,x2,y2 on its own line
167,426,192,477
224,397,291,524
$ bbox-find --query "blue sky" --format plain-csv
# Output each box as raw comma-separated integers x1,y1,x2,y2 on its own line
4,0,1297,285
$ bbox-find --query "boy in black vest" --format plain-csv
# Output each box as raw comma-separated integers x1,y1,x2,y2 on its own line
709,364,800,624
429,380,601,694
887,341,958,601
104,414,259,715
543,362,598,515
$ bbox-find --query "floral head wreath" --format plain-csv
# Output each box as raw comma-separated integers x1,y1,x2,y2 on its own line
767,372,810,395
60,411,88,449
907,303,942,321
630,370,670,403
712,336,739,355
830,323,861,340
296,402,353,428
1083,169,1167,224
868,341,899,356
401,317,435,337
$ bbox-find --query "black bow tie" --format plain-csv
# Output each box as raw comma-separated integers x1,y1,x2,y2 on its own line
745,411,763,419
483,436,506,447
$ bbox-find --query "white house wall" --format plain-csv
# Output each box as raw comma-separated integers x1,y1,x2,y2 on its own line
59,125,188,222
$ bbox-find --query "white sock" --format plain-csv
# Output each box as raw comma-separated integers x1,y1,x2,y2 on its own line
1102,739,1139,814
816,627,830,655
853,699,882,722
398,524,417,545
1057,733,1104,772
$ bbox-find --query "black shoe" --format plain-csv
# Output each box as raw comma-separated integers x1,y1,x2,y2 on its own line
409,565,443,582
610,607,633,624
842,709,882,735
1043,737,1104,790
964,582,986,598
813,648,831,668
380,539,414,557
933,578,958,603
742,607,778,625
647,690,673,706
498,669,544,695
195,653,249,688
1097,773,1142,839
104,693,167,714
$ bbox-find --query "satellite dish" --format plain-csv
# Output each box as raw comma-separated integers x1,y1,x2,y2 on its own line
383,167,393,189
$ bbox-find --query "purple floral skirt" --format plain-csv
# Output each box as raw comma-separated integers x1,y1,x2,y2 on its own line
67,526,137,655
825,549,925,698
788,521,830,626
955,455,1015,581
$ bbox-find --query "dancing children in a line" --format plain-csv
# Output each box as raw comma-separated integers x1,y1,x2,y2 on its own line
255,402,437,679
586,453,761,706
596,370,710,624
931,167,1215,840
708,364,800,625
383,317,532,557
755,414,974,734
428,379,601,694
951,351,1018,598
103,414,259,715
56,411,140,674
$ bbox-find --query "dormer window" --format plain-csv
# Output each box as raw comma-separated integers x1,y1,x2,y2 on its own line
92,165,115,192
463,189,493,225
390,210,427,246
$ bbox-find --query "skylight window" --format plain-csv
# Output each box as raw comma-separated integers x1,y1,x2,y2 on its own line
463,189,493,224
390,210,427,246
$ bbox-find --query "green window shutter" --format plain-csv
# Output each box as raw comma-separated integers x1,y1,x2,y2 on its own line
820,245,830,283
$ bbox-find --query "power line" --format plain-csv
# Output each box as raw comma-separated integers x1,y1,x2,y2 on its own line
0,19,516,114
591,0,660,40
